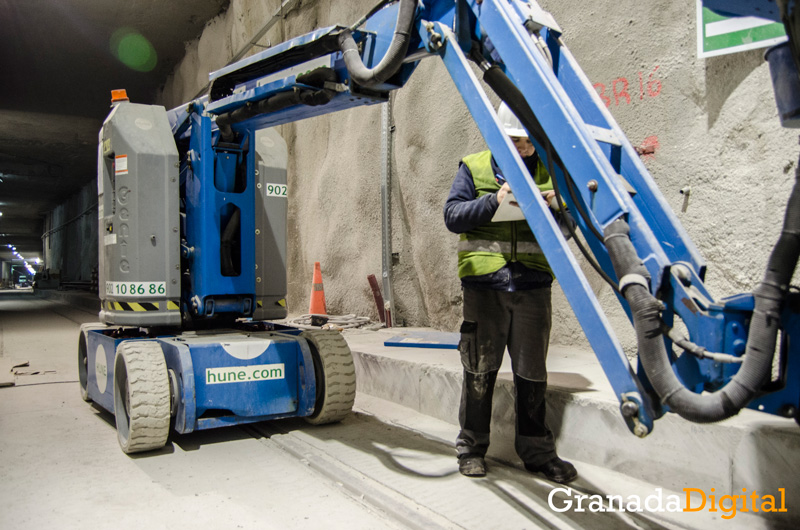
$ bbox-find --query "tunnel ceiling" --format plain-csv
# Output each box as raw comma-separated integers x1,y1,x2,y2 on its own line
0,0,230,263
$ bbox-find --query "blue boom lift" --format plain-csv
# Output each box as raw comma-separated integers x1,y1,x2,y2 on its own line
80,0,800,453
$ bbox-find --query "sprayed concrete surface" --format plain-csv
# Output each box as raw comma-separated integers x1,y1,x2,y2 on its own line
2,292,797,529
158,0,799,358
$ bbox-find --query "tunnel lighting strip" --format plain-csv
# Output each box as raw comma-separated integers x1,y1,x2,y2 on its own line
5,244,38,275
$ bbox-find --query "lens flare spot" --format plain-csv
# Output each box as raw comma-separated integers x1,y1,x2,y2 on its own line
111,28,157,72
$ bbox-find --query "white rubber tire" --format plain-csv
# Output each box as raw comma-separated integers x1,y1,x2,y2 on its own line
302,330,356,425
113,341,171,454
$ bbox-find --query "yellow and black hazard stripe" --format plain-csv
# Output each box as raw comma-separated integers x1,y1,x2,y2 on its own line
255,299,286,308
105,300,180,312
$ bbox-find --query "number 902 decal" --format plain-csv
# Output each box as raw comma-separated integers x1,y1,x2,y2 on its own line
265,184,288,197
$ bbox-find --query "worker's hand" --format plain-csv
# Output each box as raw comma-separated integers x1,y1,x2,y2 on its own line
542,190,560,211
496,183,517,206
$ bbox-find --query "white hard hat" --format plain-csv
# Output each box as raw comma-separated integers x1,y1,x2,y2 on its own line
497,102,527,138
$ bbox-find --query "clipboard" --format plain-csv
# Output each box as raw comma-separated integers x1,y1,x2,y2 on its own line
492,190,526,222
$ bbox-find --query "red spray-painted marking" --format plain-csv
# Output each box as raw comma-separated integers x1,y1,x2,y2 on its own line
594,66,662,108
635,135,660,160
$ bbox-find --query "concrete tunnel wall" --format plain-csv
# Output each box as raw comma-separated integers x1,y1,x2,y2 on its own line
42,181,98,284
153,0,798,353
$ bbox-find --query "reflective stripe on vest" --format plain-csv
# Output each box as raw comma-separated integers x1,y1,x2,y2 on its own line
457,150,553,279
457,239,543,255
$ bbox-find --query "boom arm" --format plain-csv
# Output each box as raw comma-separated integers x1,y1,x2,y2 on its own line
168,0,800,435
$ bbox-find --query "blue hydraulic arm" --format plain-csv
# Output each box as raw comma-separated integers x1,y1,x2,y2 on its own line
169,0,800,433
422,5,658,436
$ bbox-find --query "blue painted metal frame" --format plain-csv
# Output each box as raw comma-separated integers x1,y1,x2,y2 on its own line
84,329,316,434
158,332,316,433
183,109,256,317
85,330,120,413
210,26,345,83
419,18,655,434
203,6,415,131
159,0,798,429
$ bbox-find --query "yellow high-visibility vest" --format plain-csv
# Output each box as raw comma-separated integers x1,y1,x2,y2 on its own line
457,150,554,279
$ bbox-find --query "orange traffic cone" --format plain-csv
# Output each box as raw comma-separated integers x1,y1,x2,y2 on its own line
309,262,327,315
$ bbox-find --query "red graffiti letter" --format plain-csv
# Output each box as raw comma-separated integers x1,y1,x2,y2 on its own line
613,77,631,106
594,82,611,108
647,66,662,97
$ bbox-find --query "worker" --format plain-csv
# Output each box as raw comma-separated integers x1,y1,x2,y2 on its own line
443,102,578,483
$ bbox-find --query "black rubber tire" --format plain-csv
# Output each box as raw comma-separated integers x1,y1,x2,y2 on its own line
113,341,171,454
301,330,356,425
78,323,106,402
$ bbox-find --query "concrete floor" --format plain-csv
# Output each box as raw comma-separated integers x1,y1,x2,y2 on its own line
1,290,797,529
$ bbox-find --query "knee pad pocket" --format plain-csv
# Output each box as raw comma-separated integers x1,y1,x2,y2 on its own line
458,320,478,371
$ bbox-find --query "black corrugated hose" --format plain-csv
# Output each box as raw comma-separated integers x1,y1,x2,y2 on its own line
604,164,800,421
337,0,417,88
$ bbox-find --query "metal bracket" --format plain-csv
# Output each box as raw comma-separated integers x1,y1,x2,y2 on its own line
586,124,621,147
323,81,348,92
618,273,649,293
424,20,445,51
620,392,651,438
517,1,562,34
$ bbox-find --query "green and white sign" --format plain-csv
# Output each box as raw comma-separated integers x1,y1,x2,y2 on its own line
697,0,787,58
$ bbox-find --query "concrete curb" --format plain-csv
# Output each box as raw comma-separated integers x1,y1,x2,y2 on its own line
349,341,800,520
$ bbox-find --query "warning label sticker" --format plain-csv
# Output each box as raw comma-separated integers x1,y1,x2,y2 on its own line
115,155,128,175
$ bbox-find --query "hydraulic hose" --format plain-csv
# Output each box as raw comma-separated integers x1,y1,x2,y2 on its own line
337,0,417,88
216,85,334,142
483,65,606,244
472,38,800,422
605,164,800,421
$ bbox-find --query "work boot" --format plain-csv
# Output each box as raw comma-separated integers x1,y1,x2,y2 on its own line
458,454,487,477
525,457,577,484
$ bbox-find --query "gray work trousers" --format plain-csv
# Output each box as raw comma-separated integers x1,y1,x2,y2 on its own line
455,286,557,466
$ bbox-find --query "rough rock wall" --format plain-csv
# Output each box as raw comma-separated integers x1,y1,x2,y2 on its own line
159,0,798,353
